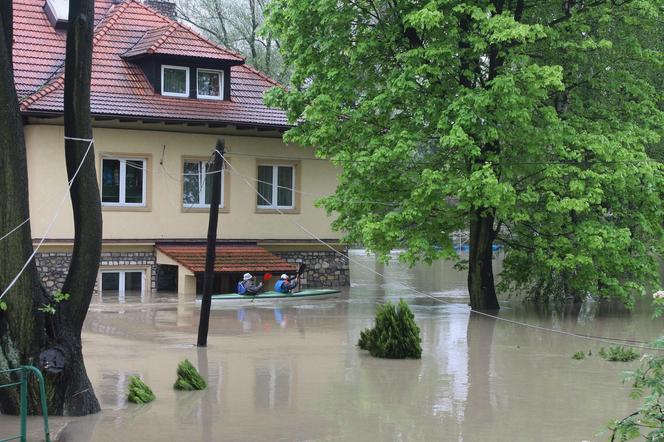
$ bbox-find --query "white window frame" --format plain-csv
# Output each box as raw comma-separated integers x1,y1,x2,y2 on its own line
183,159,225,208
100,270,146,302
161,65,190,97
101,157,147,207
257,164,295,209
196,68,224,100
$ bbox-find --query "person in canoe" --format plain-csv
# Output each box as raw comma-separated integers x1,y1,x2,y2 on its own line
274,273,299,293
237,273,264,296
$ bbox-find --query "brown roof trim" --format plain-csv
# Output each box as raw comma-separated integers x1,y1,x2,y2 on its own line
20,110,292,131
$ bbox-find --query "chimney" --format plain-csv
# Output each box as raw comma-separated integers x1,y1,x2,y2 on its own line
144,0,177,19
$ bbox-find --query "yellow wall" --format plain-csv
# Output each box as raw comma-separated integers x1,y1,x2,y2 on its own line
25,124,341,241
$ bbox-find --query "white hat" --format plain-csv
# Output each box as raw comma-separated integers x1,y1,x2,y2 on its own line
280,274,288,279
243,273,252,281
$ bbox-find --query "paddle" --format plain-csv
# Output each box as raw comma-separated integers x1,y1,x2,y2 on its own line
291,263,307,293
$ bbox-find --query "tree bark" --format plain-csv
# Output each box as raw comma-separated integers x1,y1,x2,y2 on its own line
467,211,500,311
0,0,48,415
54,0,102,415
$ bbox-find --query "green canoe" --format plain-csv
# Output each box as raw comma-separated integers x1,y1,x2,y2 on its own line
209,289,341,301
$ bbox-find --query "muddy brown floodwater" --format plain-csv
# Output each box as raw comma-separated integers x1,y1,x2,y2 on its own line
2,250,663,441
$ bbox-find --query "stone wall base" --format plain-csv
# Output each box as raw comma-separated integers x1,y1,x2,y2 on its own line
273,249,350,288
35,248,350,293
35,251,157,294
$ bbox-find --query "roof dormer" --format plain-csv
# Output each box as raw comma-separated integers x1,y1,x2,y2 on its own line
122,22,244,101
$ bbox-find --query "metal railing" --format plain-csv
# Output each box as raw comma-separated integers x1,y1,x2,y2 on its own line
0,366,50,442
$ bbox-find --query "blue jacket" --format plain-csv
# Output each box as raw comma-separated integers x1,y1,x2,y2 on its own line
275,279,297,293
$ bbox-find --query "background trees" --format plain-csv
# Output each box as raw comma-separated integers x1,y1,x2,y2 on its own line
176,0,287,81
264,0,664,309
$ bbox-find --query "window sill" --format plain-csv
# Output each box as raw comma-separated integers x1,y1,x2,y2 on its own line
181,206,230,214
102,205,151,212
255,207,300,215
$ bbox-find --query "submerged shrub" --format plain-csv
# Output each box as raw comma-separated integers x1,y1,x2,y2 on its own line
127,376,155,404
599,346,640,362
174,359,207,391
609,337,664,441
572,351,586,360
357,299,422,359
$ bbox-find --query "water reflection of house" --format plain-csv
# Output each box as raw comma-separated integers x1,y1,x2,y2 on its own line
12,0,350,301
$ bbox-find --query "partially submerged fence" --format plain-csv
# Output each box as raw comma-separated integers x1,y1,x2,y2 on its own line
0,366,50,442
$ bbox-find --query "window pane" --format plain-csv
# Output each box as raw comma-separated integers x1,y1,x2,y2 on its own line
124,272,143,291
257,166,273,206
204,167,222,206
101,159,120,203
101,272,120,291
125,160,144,204
183,161,201,205
163,67,187,94
198,71,221,97
277,166,293,207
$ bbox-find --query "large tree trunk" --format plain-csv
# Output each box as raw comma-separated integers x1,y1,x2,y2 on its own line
53,0,102,415
0,0,46,414
0,0,48,415
467,211,500,311
0,0,101,416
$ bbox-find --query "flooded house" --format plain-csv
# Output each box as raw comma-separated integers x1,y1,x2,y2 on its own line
12,0,350,298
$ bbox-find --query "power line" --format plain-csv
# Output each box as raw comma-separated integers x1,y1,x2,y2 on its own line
220,150,663,352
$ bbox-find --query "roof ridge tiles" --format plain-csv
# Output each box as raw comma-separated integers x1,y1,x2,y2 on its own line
147,22,178,53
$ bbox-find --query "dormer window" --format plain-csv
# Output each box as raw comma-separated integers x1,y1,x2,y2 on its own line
161,65,189,97
197,69,224,100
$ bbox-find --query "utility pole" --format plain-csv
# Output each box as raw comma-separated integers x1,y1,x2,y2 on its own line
197,139,224,347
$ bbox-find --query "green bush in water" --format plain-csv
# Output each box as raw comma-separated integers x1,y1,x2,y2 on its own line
127,376,155,404
358,299,422,359
599,346,640,362
572,351,586,360
174,359,207,391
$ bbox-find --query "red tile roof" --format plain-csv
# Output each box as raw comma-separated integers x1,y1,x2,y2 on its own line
156,244,297,273
122,22,244,62
13,0,288,128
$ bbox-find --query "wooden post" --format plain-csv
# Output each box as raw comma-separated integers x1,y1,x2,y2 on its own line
197,139,224,347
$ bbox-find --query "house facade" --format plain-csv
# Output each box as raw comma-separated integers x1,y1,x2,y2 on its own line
12,0,349,296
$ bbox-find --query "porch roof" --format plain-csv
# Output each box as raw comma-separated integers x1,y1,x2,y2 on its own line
155,244,297,274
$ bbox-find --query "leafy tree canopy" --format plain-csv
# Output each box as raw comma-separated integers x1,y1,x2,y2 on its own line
265,0,664,306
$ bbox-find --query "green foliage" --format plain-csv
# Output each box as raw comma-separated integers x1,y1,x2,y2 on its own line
37,291,70,316
0,301,6,311
173,359,207,391
358,299,422,359
127,376,155,404
265,0,664,306
609,337,664,441
599,346,640,362
572,351,586,360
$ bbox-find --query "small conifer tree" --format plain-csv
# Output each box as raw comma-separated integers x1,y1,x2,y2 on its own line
358,299,422,359
127,376,156,404
174,359,207,391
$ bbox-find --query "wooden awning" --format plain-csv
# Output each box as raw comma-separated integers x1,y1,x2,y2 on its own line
156,244,297,274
